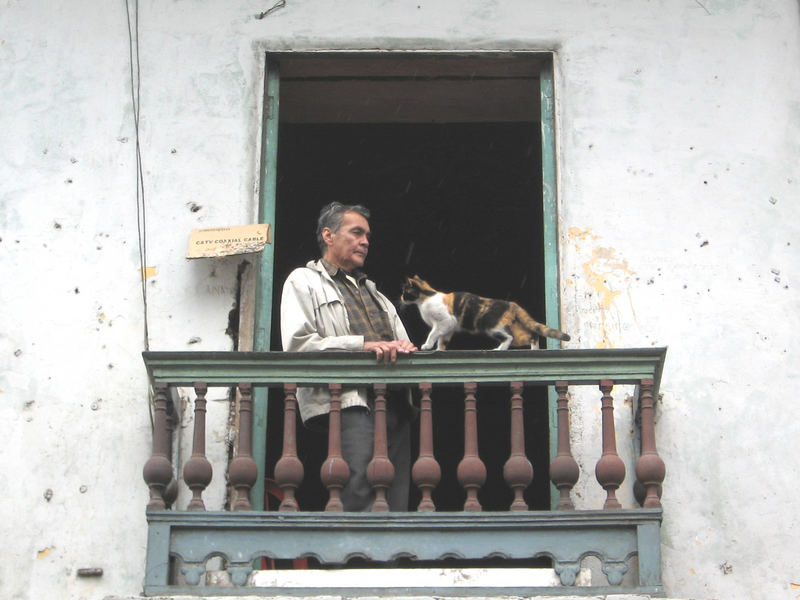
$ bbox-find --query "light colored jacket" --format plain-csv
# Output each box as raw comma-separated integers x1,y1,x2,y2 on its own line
280,259,411,423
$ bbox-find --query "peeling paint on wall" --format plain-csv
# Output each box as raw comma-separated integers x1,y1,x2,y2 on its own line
567,227,636,348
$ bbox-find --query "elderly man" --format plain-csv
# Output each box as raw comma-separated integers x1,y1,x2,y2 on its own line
280,202,417,511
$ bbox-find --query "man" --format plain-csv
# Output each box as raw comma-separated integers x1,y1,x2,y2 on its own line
280,202,417,511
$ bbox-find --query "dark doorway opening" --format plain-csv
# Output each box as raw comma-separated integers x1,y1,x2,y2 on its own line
267,120,550,516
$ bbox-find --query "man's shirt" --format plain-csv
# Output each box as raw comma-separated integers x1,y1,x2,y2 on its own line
321,259,394,343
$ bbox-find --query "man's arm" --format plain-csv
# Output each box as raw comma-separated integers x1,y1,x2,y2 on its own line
280,270,364,352
281,268,417,363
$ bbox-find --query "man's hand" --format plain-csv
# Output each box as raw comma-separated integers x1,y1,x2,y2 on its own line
363,340,418,364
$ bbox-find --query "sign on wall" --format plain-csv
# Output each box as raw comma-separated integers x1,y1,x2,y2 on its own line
186,224,271,259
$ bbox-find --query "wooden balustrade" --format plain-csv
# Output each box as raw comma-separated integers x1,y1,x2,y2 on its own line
458,382,487,511
366,383,394,512
596,380,626,509
320,383,349,511
143,377,665,515
183,382,212,510
636,378,666,509
141,349,668,596
143,380,666,513
411,382,439,511
504,381,533,511
274,383,302,511
142,383,173,512
229,383,257,510
549,380,578,509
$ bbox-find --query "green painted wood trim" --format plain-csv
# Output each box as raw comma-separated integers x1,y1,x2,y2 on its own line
254,62,280,348
251,57,281,511
148,507,663,529
143,522,171,589
144,509,663,597
540,56,561,348
539,54,561,508
637,520,664,586
143,348,666,391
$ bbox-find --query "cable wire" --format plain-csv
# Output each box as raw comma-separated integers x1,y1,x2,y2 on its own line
125,0,150,351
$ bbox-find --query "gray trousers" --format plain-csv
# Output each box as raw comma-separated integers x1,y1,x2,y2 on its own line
340,400,411,512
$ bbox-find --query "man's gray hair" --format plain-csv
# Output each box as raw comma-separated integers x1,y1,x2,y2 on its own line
316,202,370,254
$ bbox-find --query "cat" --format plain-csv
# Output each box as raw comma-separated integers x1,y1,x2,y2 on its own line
401,275,570,351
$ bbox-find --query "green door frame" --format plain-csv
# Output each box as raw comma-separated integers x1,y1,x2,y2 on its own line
538,56,565,509
251,58,280,510
251,51,562,511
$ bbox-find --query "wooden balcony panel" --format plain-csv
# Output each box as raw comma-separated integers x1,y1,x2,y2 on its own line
141,348,667,597
145,510,663,596
143,348,666,390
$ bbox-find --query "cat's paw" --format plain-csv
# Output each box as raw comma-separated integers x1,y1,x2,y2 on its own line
421,342,435,351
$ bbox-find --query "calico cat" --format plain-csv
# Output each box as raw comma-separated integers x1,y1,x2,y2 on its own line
401,275,570,351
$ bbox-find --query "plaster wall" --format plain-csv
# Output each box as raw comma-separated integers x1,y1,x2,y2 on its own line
1,1,799,599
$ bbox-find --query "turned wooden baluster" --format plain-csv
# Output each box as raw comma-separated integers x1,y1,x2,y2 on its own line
595,380,626,509
549,381,579,510
183,382,213,510
503,381,533,511
635,379,666,508
412,382,440,511
457,382,486,512
143,383,174,511
163,398,178,508
229,383,258,511
321,383,350,511
367,383,394,511
274,383,303,511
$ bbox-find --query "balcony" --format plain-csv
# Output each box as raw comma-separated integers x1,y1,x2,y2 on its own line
142,348,667,597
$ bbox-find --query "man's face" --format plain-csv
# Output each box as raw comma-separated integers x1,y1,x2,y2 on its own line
322,211,371,272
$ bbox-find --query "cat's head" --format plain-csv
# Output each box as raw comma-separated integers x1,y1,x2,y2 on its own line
401,275,436,304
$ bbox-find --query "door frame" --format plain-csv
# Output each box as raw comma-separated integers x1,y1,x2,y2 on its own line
243,50,563,511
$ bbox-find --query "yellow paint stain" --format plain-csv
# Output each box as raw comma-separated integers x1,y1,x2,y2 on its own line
583,247,633,310
582,246,635,348
141,266,157,280
791,583,800,589
568,227,600,242
37,546,54,559
689,569,695,575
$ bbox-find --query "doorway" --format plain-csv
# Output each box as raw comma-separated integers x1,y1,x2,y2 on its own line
264,53,553,514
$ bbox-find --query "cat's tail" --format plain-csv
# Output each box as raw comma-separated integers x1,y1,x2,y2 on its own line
512,303,571,342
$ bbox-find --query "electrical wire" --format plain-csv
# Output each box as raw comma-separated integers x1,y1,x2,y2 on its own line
125,0,156,432
125,0,150,352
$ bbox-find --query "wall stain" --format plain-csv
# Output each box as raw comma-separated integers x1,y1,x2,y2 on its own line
568,227,635,348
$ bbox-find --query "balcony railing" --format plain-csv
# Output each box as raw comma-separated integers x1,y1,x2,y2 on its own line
142,348,667,597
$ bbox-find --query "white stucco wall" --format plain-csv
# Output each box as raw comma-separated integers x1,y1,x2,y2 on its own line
1,1,798,599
